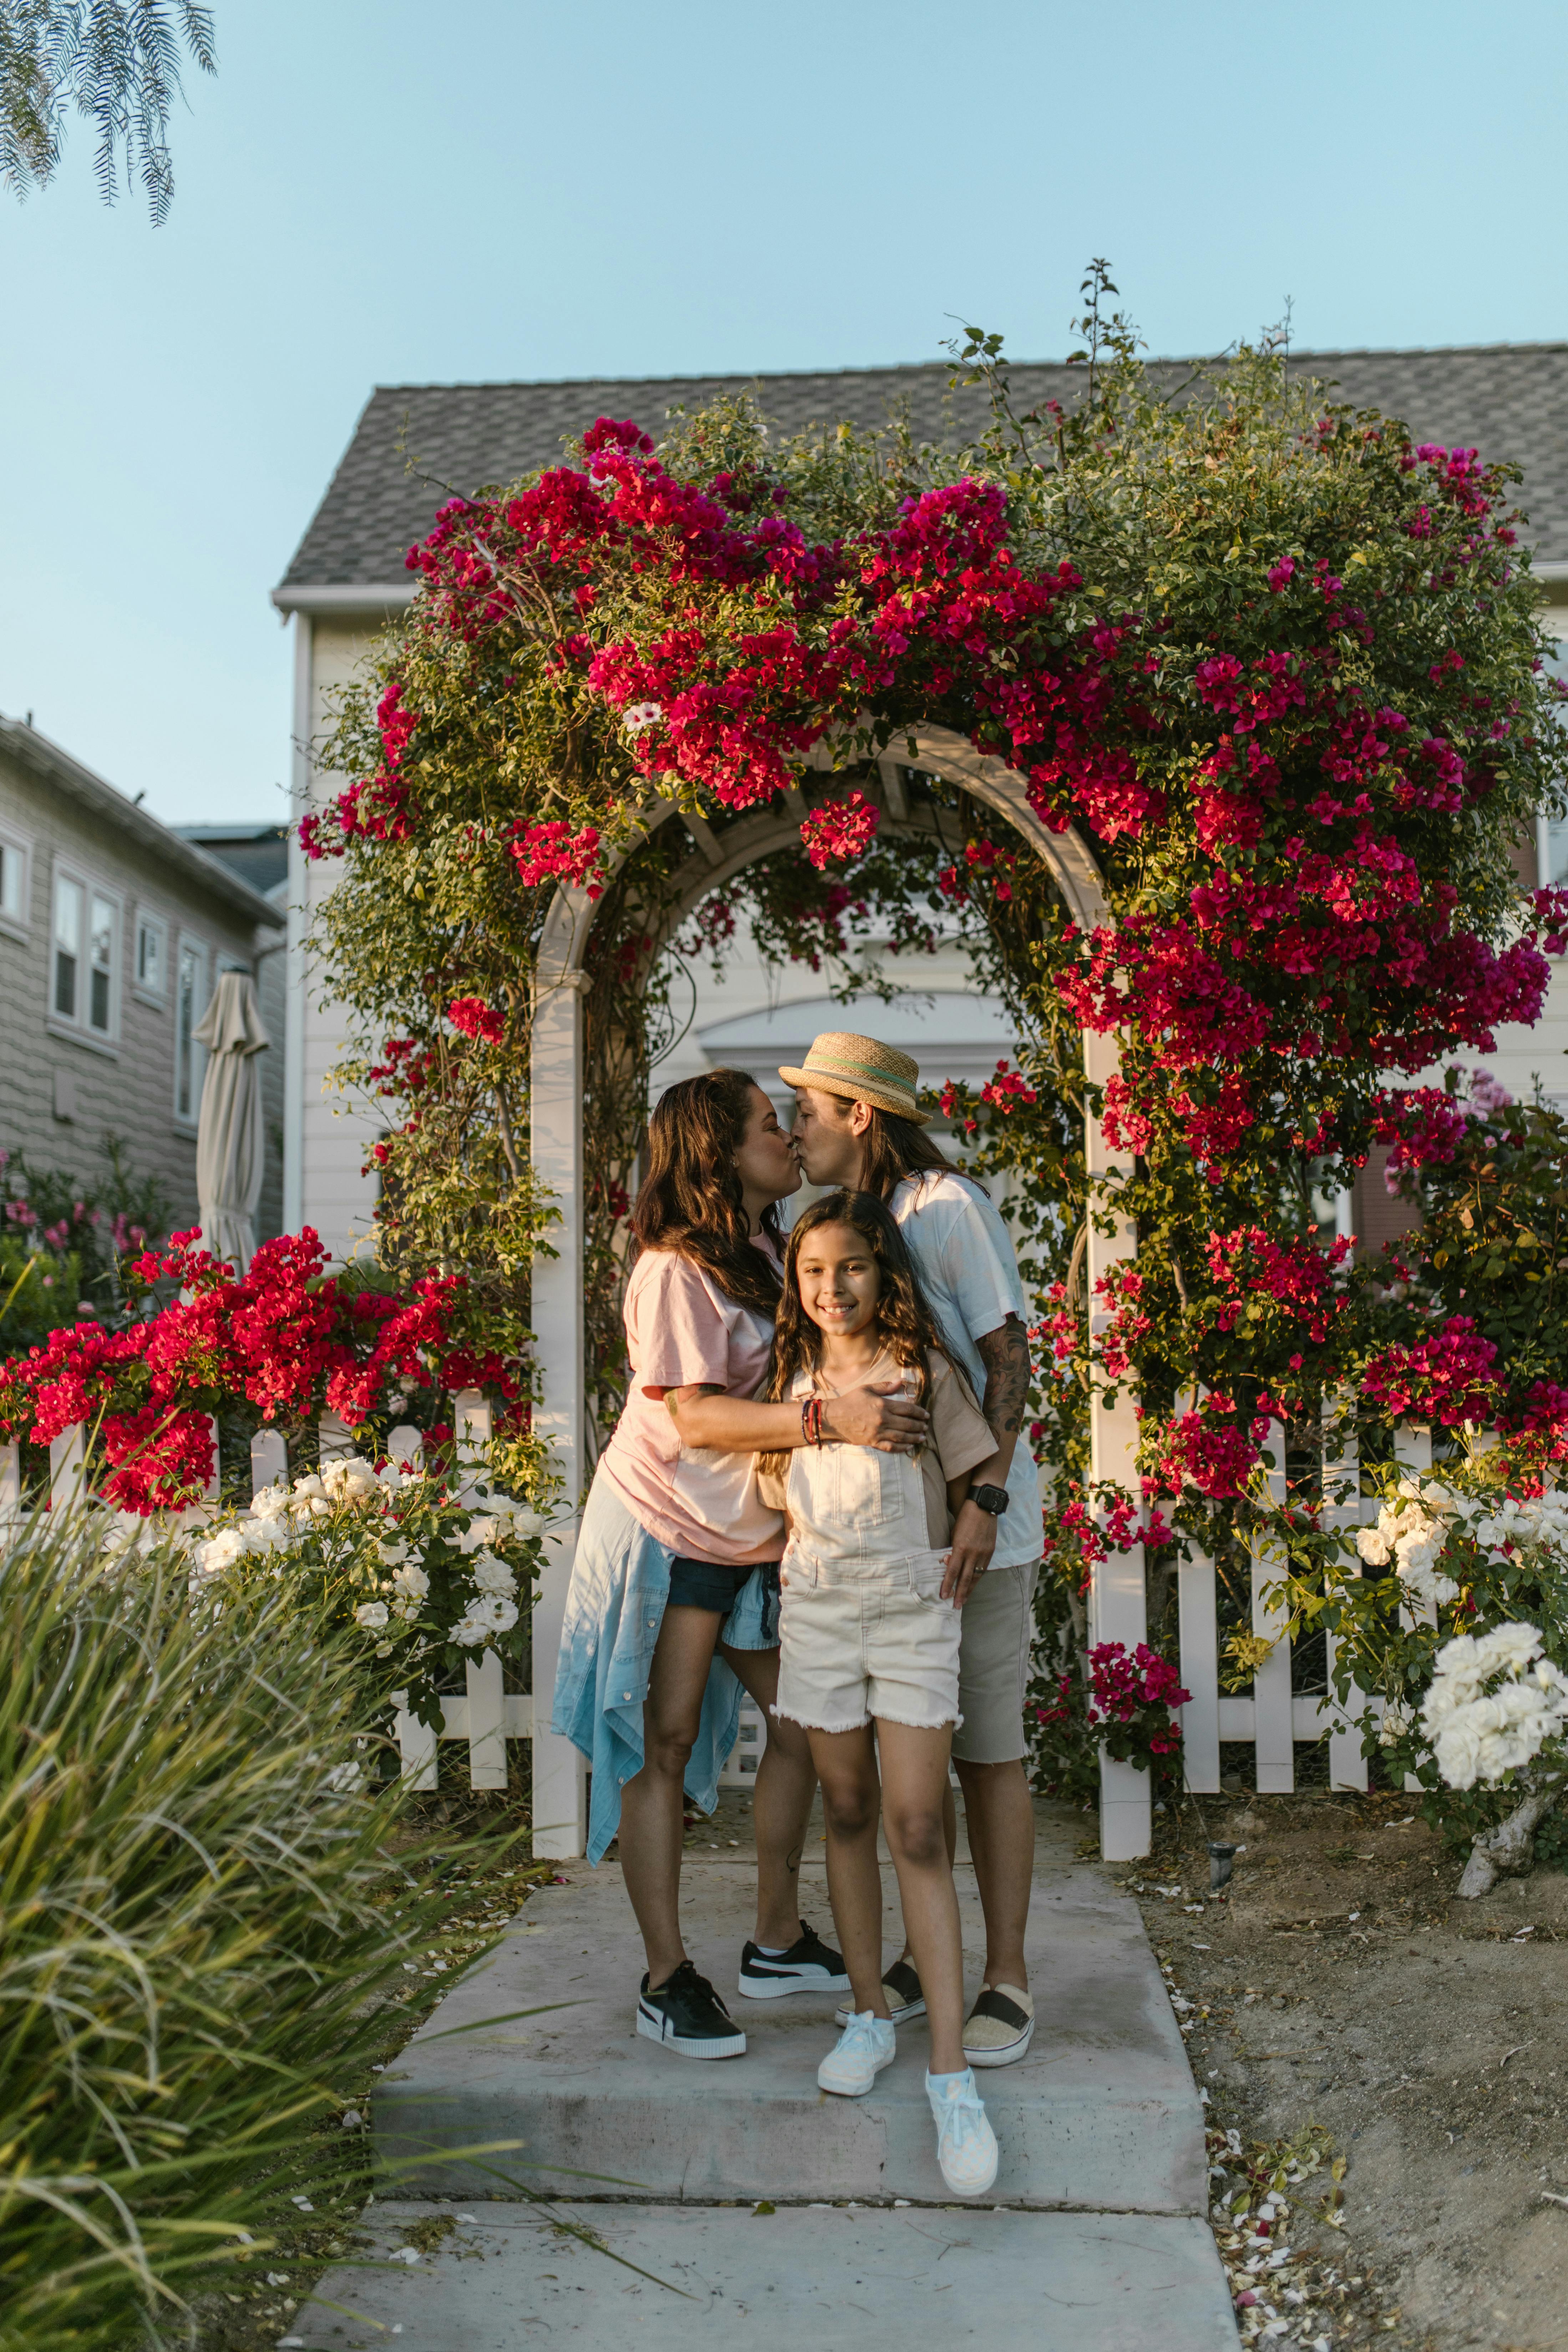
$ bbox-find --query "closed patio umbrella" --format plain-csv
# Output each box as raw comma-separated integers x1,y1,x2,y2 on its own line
194,971,270,1273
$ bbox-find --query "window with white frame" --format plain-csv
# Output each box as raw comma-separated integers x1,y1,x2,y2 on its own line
136,913,167,995
0,824,29,929
174,937,208,1122
51,866,118,1039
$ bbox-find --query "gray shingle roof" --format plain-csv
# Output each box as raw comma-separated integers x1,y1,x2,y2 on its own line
276,344,1568,595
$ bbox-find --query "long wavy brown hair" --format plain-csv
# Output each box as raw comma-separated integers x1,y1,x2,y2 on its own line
757,1189,973,1475
630,1068,783,1317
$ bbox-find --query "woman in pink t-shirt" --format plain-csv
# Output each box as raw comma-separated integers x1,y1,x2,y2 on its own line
552,1067,931,2062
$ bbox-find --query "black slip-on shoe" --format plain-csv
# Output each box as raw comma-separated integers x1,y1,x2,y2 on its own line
636,1959,747,2059
737,1918,851,1999
836,1956,926,2027
963,1982,1035,2068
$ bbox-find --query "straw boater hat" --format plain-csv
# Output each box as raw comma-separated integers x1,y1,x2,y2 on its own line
776,1032,929,1125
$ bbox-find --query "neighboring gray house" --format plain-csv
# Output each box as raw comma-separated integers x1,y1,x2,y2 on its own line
0,718,285,1239
275,345,1568,1265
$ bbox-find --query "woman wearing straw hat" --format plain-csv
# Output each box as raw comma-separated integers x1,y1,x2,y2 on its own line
782,1032,1043,2070
551,1066,931,2062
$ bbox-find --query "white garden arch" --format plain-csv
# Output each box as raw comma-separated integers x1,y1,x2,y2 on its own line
528,725,1151,1862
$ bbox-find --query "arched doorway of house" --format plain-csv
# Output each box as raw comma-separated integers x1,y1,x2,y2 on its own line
527,725,1152,1864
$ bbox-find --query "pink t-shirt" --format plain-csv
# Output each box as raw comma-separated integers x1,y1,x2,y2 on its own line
600,1241,785,1566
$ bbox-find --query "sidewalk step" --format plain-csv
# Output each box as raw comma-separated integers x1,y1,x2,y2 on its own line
376,1860,1207,2213
290,2197,1239,2350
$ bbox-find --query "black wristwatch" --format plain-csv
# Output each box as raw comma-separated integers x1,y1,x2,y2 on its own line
970,1483,1010,1517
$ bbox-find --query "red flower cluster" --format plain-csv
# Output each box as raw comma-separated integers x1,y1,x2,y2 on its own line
1156,1395,1270,1500
800,791,879,871
1361,1316,1500,1428
448,996,505,1044
0,1229,492,1511
508,819,604,898
1203,1226,1349,1345
300,681,422,861
1086,1642,1191,1753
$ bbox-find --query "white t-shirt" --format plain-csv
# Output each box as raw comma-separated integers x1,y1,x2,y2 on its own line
889,1169,1044,1571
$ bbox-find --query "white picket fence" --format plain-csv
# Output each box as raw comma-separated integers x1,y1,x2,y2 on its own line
0,1388,532,1795
0,1396,1438,1806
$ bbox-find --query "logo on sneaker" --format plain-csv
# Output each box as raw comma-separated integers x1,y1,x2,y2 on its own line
737,1920,850,1999
636,1960,747,2060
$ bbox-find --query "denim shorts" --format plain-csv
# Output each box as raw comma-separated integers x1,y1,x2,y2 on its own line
670,1554,781,1641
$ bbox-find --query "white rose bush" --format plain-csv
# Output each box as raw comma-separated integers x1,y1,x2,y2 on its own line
1329,1470,1568,1892
186,1451,549,1734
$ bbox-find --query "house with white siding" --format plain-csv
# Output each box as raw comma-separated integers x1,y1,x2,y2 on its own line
274,346,1568,1263
0,716,285,1233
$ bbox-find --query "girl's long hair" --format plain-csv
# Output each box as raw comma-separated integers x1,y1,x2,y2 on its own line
757,1189,973,1475
858,1108,990,1201
630,1068,783,1318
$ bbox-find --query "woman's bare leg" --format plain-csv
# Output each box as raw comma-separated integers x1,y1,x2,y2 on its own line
808,1724,887,2014
618,1605,724,1988
877,1719,966,2073
721,1641,818,1951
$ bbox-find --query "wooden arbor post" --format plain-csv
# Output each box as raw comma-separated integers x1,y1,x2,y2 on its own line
528,726,1150,1864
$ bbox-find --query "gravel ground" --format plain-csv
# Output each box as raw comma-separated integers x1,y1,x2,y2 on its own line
1101,1788,1568,2352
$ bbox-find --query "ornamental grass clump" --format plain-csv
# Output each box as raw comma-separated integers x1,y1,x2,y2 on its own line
0,1508,474,2351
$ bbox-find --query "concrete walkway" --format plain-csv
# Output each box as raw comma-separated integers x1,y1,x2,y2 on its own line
290,1805,1239,2350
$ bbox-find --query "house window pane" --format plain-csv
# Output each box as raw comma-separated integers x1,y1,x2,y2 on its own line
0,843,20,919
53,875,82,1020
89,894,114,1033
138,919,162,990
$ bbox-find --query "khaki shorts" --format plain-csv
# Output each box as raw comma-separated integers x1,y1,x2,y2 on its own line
773,1546,962,1735
951,1559,1040,1765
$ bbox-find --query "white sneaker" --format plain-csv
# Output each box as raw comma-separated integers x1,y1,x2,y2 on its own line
818,2011,897,2096
926,2068,999,2196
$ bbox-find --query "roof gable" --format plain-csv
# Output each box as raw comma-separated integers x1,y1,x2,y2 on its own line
276,344,1568,597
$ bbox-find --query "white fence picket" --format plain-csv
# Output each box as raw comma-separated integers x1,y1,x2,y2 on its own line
49,1424,86,1514
1249,1418,1294,1793
0,1441,18,1518
453,1388,492,1502
250,1427,288,1496
386,1423,423,1469
317,1411,355,1463
1323,1392,1369,1793
1177,1548,1221,1794
465,1650,508,1789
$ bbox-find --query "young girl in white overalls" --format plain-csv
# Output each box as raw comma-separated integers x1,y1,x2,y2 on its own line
757,1187,1001,2197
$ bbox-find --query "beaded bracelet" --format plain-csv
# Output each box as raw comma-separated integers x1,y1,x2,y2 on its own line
800,1395,824,1447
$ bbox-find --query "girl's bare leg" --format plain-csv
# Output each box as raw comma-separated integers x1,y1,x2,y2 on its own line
721,1641,818,1951
807,1723,887,2014
618,1605,724,1988
877,1719,966,2074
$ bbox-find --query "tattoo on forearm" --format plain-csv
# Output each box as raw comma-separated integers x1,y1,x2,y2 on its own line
976,1315,1032,1439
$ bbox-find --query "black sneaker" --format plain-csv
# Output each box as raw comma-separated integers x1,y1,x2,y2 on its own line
636,1960,747,2059
836,1956,925,2027
737,1919,851,2000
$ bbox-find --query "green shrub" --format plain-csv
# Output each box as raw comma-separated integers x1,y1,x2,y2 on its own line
0,1510,470,2349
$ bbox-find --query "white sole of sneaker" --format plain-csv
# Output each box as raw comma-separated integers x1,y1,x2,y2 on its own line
739,1970,851,2000
636,2005,747,2059
940,2151,1000,2197
964,2015,1035,2068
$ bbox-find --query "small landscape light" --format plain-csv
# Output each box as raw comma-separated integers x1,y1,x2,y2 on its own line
1209,1842,1237,1892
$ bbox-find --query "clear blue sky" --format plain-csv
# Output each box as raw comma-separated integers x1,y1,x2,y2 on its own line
1,0,1564,828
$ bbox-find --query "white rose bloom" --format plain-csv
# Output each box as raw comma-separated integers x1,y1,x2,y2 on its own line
292,1473,326,1500
456,1514,507,1554
377,1538,411,1565
451,1614,488,1647
391,1593,422,1622
470,1550,517,1596
511,1508,547,1538
1356,1528,1391,1566
392,1561,430,1600
323,1455,381,1502
353,1601,390,1630
469,1593,519,1632
1379,1701,1412,1748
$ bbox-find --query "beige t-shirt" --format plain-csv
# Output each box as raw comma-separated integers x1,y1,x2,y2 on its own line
760,1348,995,1557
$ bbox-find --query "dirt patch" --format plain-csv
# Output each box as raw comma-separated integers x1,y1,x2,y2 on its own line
1103,1789,1568,2352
